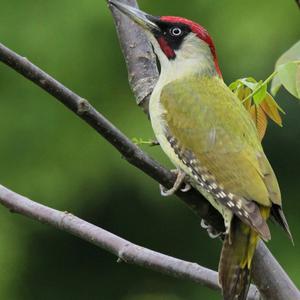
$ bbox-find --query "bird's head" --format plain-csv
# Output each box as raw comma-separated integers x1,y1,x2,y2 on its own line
109,1,222,79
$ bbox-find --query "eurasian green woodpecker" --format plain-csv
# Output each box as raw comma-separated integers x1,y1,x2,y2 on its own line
109,1,292,299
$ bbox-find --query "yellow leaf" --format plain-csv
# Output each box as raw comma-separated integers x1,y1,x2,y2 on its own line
250,105,268,141
260,94,283,127
236,86,246,100
230,76,285,141
242,88,252,111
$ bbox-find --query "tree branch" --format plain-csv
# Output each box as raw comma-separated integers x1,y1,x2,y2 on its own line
0,6,299,297
108,0,158,114
0,184,260,300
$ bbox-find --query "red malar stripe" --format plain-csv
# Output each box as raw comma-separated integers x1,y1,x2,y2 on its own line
157,36,176,59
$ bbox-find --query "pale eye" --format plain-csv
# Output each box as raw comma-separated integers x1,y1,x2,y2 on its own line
170,27,182,37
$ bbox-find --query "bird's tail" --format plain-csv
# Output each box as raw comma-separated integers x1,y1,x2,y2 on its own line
219,207,270,300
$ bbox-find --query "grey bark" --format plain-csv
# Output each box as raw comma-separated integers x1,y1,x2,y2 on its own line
0,185,260,300
109,0,158,114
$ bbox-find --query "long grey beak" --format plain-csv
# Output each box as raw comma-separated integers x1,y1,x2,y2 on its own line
109,0,160,33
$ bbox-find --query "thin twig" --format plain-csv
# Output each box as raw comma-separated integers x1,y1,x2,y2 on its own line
0,184,260,300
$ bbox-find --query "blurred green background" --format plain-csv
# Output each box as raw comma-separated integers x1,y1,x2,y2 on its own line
0,0,299,299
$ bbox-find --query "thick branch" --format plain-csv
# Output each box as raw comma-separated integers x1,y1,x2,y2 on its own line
0,185,259,300
0,16,299,299
109,0,158,114
0,185,218,291
253,242,300,299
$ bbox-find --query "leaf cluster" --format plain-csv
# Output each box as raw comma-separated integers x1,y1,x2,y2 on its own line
229,41,300,140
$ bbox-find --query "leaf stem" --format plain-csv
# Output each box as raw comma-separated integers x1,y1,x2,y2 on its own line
242,70,278,103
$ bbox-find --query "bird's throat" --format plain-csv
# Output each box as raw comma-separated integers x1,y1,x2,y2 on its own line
159,53,218,87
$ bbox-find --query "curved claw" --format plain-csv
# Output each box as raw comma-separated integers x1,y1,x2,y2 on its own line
181,183,191,192
201,219,209,229
160,184,177,197
159,169,187,197
207,229,222,239
201,219,222,239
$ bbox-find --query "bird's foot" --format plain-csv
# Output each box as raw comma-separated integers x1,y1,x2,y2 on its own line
150,139,160,147
159,169,191,197
201,219,222,239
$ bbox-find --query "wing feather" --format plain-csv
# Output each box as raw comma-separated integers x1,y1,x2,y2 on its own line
160,76,281,235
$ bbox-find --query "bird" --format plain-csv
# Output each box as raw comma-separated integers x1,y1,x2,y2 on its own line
108,1,293,299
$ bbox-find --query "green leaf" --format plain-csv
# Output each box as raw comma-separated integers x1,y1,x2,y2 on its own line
253,83,267,105
296,64,300,96
229,78,255,92
239,77,258,90
229,75,285,136
132,137,158,146
277,62,300,98
271,75,282,96
271,40,300,96
228,80,239,91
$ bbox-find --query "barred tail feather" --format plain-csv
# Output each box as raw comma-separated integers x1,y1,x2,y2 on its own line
219,217,260,300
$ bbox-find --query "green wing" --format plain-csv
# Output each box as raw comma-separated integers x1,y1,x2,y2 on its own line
160,76,281,207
